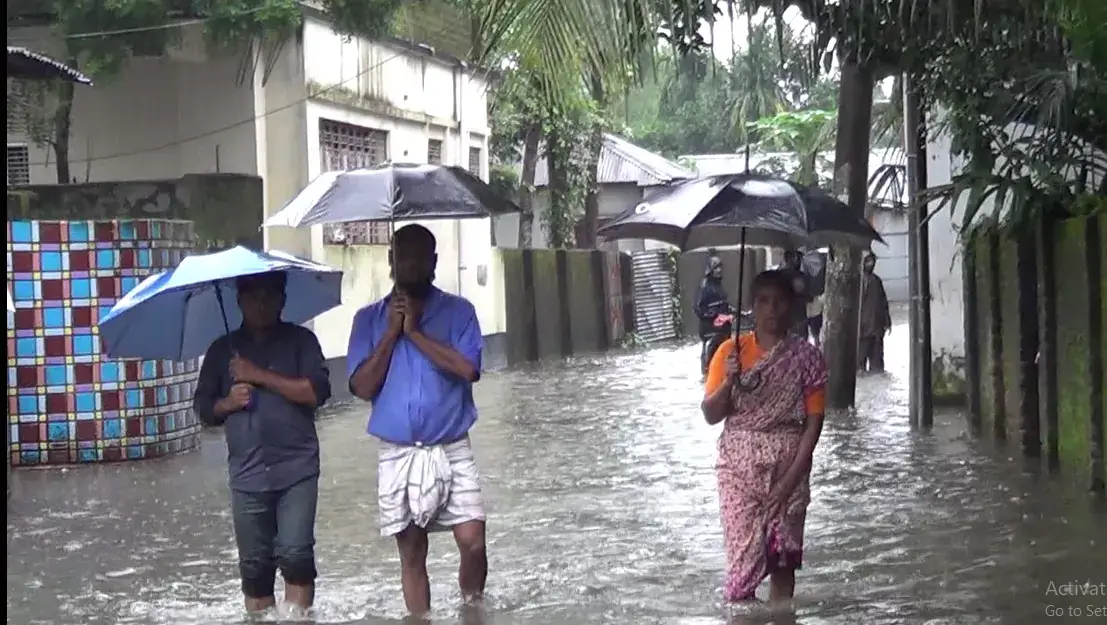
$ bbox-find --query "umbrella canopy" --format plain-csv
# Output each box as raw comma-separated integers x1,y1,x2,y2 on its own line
98,246,342,361
597,173,883,251
263,163,520,229
7,47,93,84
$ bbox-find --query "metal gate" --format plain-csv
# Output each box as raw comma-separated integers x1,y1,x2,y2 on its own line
631,250,677,343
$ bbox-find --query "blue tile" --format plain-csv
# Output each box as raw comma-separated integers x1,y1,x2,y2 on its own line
68,222,90,242
15,337,37,358
41,252,63,271
119,221,136,240
47,422,68,441
157,387,169,405
44,365,68,386
73,334,95,355
20,450,41,465
142,360,156,379
43,307,66,329
71,279,92,298
103,418,123,438
137,249,152,268
96,249,115,269
144,416,158,434
10,221,34,243
100,362,120,382
17,395,38,414
126,445,143,459
99,305,114,319
78,448,98,462
125,389,142,408
75,393,96,412
13,280,35,300
122,276,138,293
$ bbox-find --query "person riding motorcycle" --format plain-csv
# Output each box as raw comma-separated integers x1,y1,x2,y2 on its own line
695,255,732,374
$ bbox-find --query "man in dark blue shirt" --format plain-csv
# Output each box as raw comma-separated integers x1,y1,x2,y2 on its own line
193,271,331,616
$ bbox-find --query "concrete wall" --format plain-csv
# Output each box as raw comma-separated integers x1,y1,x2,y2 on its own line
7,218,201,466
871,209,910,303
964,214,1106,492
498,249,633,365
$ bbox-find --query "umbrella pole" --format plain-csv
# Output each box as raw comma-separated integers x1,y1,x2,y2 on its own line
214,286,232,336
733,227,748,341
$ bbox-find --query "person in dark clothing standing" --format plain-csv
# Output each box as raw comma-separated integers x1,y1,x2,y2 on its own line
193,271,332,617
858,253,893,372
778,250,811,340
695,254,730,373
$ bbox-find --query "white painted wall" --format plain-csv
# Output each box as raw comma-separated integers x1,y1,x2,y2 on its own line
871,210,910,303
6,24,258,184
925,124,967,365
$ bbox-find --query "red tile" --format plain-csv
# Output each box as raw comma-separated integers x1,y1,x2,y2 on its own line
43,336,67,357
96,277,118,299
101,391,121,411
45,393,67,414
39,223,62,243
124,361,139,381
13,309,34,329
69,250,91,271
102,446,122,462
11,251,34,272
46,448,71,464
144,388,156,406
41,280,64,300
94,222,116,242
72,306,93,328
136,221,150,239
125,417,142,437
16,366,39,387
74,363,94,384
18,423,40,443
119,249,135,269
76,420,97,441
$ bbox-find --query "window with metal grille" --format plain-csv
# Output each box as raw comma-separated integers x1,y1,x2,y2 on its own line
427,139,443,165
468,146,481,177
318,119,390,245
7,144,31,186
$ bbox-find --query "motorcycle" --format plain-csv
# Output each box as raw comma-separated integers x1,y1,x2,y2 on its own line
700,307,754,375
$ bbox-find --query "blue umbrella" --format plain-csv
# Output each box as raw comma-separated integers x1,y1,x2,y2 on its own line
98,246,343,361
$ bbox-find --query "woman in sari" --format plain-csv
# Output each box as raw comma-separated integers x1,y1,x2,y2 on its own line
702,269,828,603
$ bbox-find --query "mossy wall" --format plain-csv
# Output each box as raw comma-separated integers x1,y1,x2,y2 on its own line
966,214,1105,490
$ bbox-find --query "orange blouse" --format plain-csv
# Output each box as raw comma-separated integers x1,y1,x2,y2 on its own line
704,334,826,416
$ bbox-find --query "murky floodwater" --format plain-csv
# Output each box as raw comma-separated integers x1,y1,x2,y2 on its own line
7,318,1107,625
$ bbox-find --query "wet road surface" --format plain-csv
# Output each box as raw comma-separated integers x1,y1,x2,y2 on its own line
7,319,1107,625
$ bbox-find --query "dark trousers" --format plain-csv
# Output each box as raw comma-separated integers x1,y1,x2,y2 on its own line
231,477,319,598
858,334,885,372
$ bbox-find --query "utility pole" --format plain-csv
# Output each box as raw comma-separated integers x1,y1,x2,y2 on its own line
904,74,933,428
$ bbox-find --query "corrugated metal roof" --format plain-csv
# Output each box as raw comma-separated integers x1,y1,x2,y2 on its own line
7,47,93,84
534,134,693,188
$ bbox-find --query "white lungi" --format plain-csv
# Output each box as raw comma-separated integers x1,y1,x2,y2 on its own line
377,436,486,537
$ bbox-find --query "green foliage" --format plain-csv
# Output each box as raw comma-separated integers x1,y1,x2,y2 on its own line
746,109,837,185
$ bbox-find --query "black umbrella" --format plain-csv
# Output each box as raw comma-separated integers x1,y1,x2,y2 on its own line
597,172,882,366
7,47,93,84
263,162,519,229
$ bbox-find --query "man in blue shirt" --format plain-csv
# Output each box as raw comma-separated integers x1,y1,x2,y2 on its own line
193,271,331,617
346,224,486,617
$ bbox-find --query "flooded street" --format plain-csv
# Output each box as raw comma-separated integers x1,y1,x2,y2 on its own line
7,319,1107,625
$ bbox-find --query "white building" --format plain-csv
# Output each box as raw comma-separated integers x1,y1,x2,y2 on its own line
493,133,693,251
6,6,504,364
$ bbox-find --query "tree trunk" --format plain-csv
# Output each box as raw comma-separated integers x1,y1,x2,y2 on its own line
823,61,874,409
52,61,77,184
577,73,606,249
517,122,541,247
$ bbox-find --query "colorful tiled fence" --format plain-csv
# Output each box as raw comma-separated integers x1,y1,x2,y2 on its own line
6,219,203,466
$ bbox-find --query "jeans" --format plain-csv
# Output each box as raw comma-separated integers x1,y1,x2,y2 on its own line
230,476,319,598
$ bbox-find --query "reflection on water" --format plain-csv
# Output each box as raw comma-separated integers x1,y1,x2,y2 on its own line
7,321,1107,625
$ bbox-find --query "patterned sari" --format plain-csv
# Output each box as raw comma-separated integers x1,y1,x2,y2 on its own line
703,333,828,602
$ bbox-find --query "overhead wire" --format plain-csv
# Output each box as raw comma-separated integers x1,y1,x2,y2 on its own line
15,15,464,170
